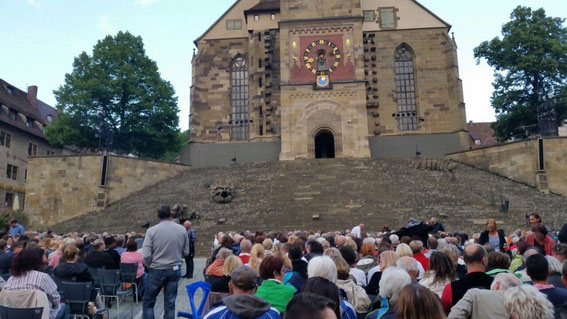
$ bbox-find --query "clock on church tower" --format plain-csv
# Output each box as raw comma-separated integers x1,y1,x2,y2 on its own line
302,39,341,89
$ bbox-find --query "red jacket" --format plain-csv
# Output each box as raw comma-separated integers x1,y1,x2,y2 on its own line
526,233,555,256
414,252,429,271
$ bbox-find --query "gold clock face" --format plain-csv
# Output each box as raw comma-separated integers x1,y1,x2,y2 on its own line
303,40,341,74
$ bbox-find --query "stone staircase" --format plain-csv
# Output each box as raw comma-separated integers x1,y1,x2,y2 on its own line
51,158,567,256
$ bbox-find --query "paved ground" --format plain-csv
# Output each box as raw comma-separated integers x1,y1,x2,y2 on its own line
111,258,206,319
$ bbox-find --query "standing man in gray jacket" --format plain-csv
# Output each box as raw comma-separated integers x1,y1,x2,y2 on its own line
143,204,189,319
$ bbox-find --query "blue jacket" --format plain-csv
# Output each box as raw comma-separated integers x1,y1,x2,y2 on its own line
365,297,396,319
204,294,281,319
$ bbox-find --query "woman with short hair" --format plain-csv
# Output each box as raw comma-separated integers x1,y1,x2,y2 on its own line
255,255,296,313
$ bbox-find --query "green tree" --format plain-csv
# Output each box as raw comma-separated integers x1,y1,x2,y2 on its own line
473,6,567,141
48,31,180,158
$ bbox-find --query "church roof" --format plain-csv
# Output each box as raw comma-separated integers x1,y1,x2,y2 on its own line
412,0,451,29
244,0,280,14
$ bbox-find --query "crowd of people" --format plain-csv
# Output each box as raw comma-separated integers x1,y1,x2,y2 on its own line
202,215,567,319
0,210,566,319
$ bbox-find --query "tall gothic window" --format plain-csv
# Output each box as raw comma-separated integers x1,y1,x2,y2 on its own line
395,44,418,131
230,56,249,140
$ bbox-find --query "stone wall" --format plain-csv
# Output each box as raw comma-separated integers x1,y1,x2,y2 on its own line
0,122,65,210
25,155,189,228
52,158,567,257
448,137,567,196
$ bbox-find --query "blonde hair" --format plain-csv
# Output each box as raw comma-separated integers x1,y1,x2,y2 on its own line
273,250,292,270
395,243,413,257
223,255,243,276
262,238,273,251
334,256,351,280
62,243,79,261
345,238,357,252
380,250,399,270
249,244,265,275
486,218,497,228
323,247,342,259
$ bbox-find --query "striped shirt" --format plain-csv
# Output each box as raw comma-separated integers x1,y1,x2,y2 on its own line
4,270,61,319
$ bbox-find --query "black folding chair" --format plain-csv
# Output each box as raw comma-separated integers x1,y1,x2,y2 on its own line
88,267,103,289
0,304,43,319
98,269,133,319
119,263,139,304
61,281,92,319
50,274,65,301
0,273,10,281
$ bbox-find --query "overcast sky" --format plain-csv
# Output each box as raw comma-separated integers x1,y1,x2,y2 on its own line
1,0,566,130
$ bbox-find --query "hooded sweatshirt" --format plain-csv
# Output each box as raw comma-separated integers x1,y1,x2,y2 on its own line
203,294,281,319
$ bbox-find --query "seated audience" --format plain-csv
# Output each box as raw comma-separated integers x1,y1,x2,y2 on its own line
504,285,554,319
441,244,494,313
545,255,564,288
339,246,366,286
525,253,567,311
248,244,265,275
238,239,252,264
509,241,530,272
206,248,233,277
486,251,511,276
409,240,429,271
365,250,398,296
419,251,456,297
334,256,370,313
120,238,146,296
284,293,337,319
301,277,343,319
204,265,281,319
424,236,438,258
0,239,13,274
308,256,337,283
210,255,243,293
104,236,121,266
515,249,539,283
553,243,567,262
3,247,66,319
395,243,425,278
255,255,295,313
288,243,308,281
448,273,520,319
396,284,445,319
85,239,118,269
396,256,420,282
366,266,411,319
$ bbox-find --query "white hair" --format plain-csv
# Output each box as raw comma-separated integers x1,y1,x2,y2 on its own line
545,256,562,274
308,256,337,283
491,273,520,290
363,237,376,245
316,237,326,244
504,285,554,319
379,267,411,303
396,256,419,275
437,238,448,250
389,234,400,245
523,249,539,264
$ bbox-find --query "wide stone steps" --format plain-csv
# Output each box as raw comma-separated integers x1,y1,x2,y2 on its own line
51,158,566,256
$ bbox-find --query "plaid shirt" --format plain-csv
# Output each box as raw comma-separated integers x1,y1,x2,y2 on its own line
4,270,61,319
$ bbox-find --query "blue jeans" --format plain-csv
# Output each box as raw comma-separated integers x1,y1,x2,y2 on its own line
143,267,181,319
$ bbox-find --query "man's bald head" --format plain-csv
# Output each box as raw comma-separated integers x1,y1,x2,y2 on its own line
464,244,486,264
491,273,520,291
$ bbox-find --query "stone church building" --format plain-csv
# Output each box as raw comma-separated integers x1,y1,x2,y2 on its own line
181,0,468,167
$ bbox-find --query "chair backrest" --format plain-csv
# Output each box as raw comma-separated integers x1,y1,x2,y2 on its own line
185,281,211,319
119,263,137,284
62,281,92,315
0,305,43,319
98,269,121,295
49,275,65,299
0,289,50,319
88,267,102,288
0,273,10,281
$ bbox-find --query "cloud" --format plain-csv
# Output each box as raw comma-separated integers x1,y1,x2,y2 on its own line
25,0,41,8
97,16,116,35
136,0,158,7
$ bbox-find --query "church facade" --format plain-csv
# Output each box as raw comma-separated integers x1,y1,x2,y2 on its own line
181,0,468,167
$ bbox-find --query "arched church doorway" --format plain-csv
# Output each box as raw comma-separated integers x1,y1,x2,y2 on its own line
315,130,335,159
